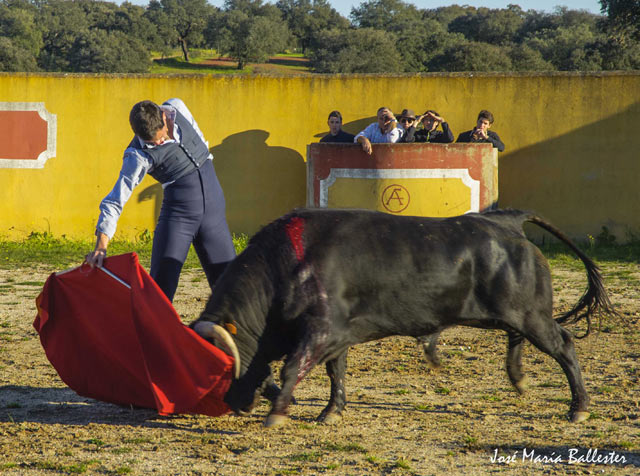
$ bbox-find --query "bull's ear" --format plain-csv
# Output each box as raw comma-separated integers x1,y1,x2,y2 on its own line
224,322,237,335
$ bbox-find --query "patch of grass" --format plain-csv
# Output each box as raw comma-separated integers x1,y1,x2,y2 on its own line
5,402,21,409
123,437,153,445
150,56,251,75
290,451,322,462
415,403,434,411
434,386,451,395
111,447,133,455
394,388,409,395
15,281,44,286
296,423,315,430
0,232,249,271
596,385,615,394
538,234,640,264
87,438,106,447
33,459,100,473
617,440,635,449
480,394,503,402
116,467,133,474
393,459,411,469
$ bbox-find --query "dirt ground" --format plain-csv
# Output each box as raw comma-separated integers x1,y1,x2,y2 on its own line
0,259,638,475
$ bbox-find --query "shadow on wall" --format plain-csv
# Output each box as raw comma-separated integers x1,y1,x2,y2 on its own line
135,130,306,235
500,102,640,241
212,130,306,235
138,182,163,225
314,117,376,139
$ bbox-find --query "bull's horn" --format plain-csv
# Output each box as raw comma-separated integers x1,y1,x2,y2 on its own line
194,321,241,379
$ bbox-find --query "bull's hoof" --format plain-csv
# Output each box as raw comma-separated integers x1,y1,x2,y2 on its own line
424,360,441,370
570,411,590,423
264,414,288,428
513,377,529,395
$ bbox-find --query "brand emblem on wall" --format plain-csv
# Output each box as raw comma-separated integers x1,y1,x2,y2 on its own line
0,102,57,168
381,184,410,213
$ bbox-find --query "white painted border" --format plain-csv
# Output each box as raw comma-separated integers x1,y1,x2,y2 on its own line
0,102,57,169
319,168,480,213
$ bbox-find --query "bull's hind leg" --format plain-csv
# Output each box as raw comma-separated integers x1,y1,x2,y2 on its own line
523,320,590,422
416,331,442,369
317,350,348,424
506,331,528,394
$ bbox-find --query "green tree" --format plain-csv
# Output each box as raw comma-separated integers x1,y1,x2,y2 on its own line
523,22,604,70
428,41,513,72
0,0,42,71
449,5,525,45
206,0,289,69
508,43,555,71
276,0,348,54
146,0,212,62
309,27,401,73
600,0,640,39
66,29,151,72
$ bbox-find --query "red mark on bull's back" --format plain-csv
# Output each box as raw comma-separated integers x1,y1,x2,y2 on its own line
285,217,305,262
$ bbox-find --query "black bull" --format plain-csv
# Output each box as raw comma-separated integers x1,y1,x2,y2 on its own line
191,208,615,427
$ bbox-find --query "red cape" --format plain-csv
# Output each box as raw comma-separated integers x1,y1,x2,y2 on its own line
33,252,232,417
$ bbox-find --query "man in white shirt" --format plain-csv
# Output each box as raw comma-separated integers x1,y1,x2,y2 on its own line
354,107,403,155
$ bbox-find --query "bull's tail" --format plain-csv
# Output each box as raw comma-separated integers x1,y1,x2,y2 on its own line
527,215,618,337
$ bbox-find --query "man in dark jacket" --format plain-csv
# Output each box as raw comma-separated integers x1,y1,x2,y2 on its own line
456,109,505,152
320,110,355,143
414,110,454,143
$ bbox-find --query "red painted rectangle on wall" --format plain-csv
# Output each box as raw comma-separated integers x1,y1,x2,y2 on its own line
0,110,48,160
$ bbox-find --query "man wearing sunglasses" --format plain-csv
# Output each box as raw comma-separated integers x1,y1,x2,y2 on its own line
397,108,419,143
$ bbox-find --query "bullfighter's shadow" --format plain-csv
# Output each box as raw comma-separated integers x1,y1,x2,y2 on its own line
0,385,240,434
137,130,306,234
211,130,306,233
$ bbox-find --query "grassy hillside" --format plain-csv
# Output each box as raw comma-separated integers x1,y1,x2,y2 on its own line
149,50,311,75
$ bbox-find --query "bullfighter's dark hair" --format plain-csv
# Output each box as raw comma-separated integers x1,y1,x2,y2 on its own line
129,100,165,141
328,110,343,122
477,109,495,124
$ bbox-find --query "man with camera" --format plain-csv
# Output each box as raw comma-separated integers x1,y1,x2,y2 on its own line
354,107,403,155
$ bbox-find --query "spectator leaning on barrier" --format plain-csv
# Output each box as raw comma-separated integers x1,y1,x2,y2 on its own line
397,108,419,143
320,110,356,143
354,107,403,155
456,109,505,152
85,98,236,303
415,110,454,143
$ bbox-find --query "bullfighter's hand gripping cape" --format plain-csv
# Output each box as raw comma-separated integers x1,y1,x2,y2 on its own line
33,252,233,416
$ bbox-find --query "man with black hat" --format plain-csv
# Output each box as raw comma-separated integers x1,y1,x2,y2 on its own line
397,108,419,143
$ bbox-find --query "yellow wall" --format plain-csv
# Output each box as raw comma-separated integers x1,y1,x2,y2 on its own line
1,72,639,242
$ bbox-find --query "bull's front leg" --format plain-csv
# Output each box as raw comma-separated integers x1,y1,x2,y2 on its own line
264,344,320,428
317,350,348,423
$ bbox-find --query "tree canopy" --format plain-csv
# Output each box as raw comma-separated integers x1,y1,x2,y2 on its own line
0,0,638,73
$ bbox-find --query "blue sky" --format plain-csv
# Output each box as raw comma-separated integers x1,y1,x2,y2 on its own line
125,1,605,17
